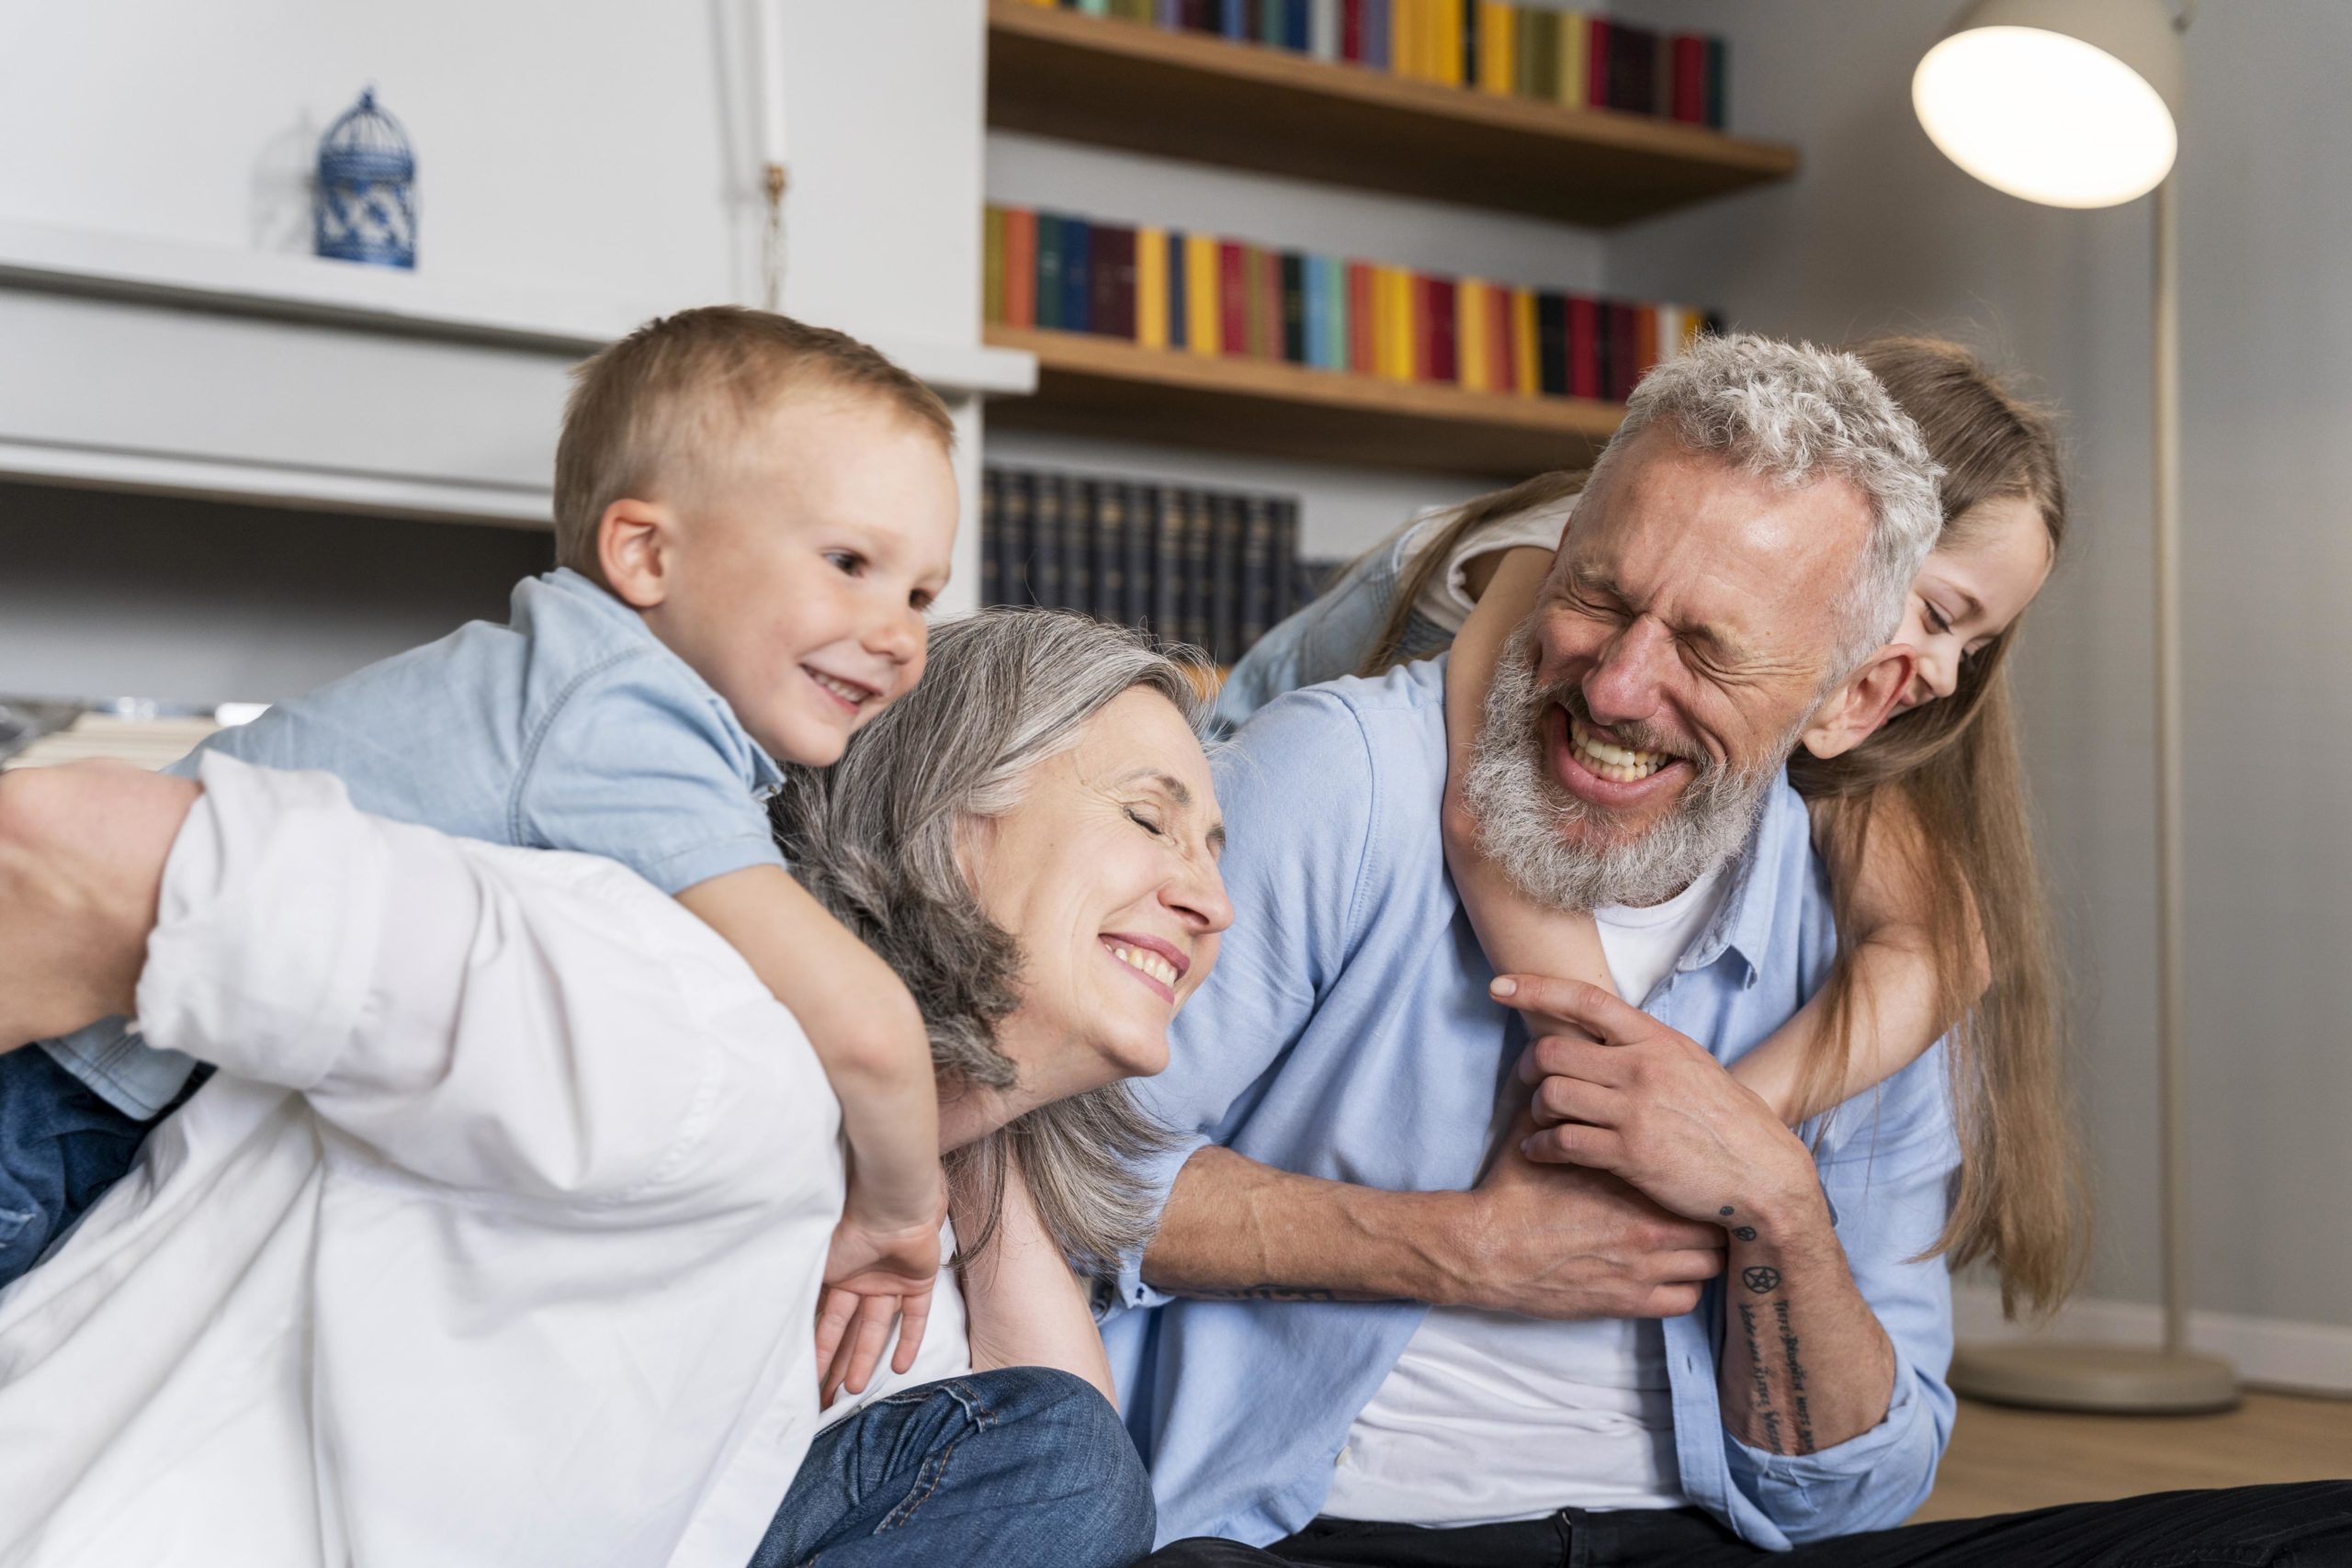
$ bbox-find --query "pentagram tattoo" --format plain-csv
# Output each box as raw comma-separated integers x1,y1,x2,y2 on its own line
1719,1206,1736,1217
1741,1265,1782,1293
1733,1225,1758,1242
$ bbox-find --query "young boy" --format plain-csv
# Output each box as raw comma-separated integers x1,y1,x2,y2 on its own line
1,309,956,1344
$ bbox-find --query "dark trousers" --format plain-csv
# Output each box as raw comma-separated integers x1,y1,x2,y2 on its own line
1138,1483,2352,1568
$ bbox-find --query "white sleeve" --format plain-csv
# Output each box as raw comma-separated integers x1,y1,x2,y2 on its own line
1407,494,1578,632
136,751,835,1209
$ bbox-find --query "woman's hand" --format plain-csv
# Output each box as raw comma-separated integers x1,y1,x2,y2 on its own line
0,761,198,1048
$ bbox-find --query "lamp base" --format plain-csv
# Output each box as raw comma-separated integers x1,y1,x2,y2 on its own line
1949,1341,2239,1415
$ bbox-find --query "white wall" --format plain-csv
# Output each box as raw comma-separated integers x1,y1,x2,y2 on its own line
1609,0,2352,1337
983,124,1610,559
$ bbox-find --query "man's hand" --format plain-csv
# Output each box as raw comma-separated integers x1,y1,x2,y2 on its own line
0,761,198,1049
1498,973,1819,1230
1454,1108,1725,1319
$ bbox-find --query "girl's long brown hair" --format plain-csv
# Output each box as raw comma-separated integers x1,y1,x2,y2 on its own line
1358,337,2085,1317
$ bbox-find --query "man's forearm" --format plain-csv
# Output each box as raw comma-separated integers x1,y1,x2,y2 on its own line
1141,1146,1470,1304
1716,1183,1895,1455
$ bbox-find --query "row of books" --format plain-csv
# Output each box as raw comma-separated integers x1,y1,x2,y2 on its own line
985,203,1719,402
1015,0,1726,127
981,466,1303,664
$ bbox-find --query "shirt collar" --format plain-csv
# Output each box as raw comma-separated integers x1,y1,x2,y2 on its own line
1674,769,1813,990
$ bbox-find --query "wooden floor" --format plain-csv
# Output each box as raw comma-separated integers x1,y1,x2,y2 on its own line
1914,1393,2352,1522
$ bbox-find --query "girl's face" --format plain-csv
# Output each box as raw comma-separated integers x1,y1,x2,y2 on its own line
1891,493,2055,712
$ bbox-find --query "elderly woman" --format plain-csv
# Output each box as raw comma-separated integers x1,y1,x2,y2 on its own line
0,610,1228,1568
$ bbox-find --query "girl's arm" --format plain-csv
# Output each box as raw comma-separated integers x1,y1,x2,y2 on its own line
955,1155,1117,1404
1442,547,1618,1009
1443,551,1986,1128
1731,795,1990,1124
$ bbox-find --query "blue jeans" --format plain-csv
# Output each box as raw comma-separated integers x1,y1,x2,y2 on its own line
0,1044,160,1284
753,1367,1155,1568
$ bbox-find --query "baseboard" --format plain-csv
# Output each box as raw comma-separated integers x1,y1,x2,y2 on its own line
1952,1284,2352,1397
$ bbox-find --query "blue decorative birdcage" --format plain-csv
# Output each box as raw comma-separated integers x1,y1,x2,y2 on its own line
314,87,416,268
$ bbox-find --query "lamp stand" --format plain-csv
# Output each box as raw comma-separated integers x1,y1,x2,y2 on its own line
1949,175,2236,1415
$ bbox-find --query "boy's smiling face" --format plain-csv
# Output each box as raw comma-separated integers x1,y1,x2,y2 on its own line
606,392,958,768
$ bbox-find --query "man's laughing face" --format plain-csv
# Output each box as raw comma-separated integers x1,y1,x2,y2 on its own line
1461,428,1874,909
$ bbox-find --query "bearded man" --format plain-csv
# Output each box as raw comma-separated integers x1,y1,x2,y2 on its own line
1102,335,2351,1568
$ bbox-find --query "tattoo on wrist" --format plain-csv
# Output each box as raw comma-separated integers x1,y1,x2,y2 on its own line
1733,1225,1758,1242
1775,1299,1818,1455
1741,1265,1782,1293
1736,1302,1785,1454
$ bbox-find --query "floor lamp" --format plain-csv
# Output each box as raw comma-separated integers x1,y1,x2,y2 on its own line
1911,0,2236,1415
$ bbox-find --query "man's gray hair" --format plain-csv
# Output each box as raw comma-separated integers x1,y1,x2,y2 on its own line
1593,333,1944,672
768,608,1208,1276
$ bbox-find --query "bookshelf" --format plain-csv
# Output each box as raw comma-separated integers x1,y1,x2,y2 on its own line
984,323,1622,476
986,2,1799,228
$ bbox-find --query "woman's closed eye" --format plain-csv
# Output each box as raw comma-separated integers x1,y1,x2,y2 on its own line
1921,601,1954,637
1125,807,1165,836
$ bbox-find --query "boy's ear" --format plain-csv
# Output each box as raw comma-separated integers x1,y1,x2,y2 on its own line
596,499,677,610
1801,644,1917,761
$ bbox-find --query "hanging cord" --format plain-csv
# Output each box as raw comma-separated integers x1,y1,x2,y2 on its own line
762,163,789,312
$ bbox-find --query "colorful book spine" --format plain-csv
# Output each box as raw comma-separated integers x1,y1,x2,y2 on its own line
1060,217,1092,333
983,205,1008,327
1136,224,1169,350
1186,232,1222,355
1568,294,1600,400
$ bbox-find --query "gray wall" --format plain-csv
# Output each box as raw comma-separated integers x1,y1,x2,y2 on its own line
1608,0,2352,1331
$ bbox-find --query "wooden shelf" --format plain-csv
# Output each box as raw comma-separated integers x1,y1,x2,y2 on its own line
986,2,1798,228
983,324,1622,477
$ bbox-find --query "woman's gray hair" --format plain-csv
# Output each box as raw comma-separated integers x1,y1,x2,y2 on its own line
1592,333,1944,674
767,607,1211,1276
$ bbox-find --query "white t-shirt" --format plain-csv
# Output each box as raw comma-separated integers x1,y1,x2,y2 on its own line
1322,864,1730,1528
0,755,856,1568
1400,495,1577,634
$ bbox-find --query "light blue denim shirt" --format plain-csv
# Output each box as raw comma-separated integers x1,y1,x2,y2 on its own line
1102,658,1962,1551
44,568,786,1116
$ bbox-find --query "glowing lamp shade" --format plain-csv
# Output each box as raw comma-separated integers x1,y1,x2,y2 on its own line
1913,0,2183,209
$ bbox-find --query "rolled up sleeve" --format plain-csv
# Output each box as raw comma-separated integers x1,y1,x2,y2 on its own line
138,752,831,1212
1113,687,1380,1314
1719,1056,1962,1541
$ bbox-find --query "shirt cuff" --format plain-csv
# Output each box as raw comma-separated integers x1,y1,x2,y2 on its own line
1113,1129,1212,1312
640,833,791,897
1722,1359,1934,1538
134,753,387,1093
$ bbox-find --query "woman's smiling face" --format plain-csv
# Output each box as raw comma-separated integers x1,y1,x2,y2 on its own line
1892,492,2055,712
962,688,1233,1103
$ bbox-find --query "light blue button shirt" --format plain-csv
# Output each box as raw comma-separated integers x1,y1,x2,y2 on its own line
1212,525,1451,735
1103,658,1961,1551
44,568,786,1117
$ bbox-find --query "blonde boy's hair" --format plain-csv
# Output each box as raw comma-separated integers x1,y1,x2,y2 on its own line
552,307,956,581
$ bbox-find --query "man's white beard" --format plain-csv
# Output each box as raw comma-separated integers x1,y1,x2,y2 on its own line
1459,620,1792,911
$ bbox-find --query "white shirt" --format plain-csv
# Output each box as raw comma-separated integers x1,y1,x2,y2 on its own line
1400,496,1577,634
1323,865,1728,1528
0,755,853,1568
